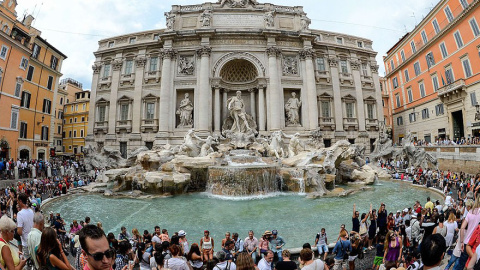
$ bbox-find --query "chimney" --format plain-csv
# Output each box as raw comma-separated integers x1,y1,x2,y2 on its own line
23,15,34,27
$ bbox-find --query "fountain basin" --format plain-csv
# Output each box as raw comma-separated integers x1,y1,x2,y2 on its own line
207,165,279,196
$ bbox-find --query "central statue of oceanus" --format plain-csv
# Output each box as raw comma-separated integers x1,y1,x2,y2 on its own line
222,91,257,134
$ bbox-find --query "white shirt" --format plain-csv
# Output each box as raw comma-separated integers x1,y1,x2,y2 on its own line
17,207,34,246
27,228,42,269
215,261,237,270
258,258,272,270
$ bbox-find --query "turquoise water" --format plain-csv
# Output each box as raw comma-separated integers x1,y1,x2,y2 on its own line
43,181,442,248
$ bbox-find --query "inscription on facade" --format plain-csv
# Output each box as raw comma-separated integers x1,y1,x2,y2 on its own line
213,14,263,28
211,39,266,46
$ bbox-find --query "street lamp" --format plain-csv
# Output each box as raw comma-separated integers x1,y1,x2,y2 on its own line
36,115,45,125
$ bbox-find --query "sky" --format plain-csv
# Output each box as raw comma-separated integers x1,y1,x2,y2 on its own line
15,0,437,90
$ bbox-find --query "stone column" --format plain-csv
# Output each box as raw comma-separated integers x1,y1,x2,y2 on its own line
351,59,366,131
158,49,176,136
196,46,212,133
328,56,344,134
132,55,147,134
87,62,101,139
249,89,256,121
222,90,228,121
258,86,266,131
303,50,319,130
266,46,281,131
214,86,221,132
371,63,384,121
107,58,123,136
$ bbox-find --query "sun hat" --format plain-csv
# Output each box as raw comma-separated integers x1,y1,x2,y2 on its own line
178,230,186,237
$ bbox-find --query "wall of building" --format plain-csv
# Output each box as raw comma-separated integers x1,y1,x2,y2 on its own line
63,90,89,158
422,146,480,173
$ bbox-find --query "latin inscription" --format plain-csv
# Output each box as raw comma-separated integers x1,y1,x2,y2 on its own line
211,39,266,45
213,14,263,28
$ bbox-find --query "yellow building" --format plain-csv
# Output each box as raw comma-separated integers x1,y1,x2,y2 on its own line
53,79,81,156
63,90,90,159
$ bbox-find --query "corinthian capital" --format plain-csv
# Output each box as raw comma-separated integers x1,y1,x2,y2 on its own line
92,62,102,74
135,56,147,68
327,56,338,67
299,49,315,60
196,46,212,57
266,46,281,57
161,49,177,60
350,59,360,70
370,64,379,73
112,59,123,71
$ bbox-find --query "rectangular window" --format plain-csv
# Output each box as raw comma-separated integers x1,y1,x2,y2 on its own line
20,57,28,70
336,37,343,44
69,131,72,138
129,37,136,44
409,112,416,123
340,60,348,73
411,41,416,53
153,34,159,41
10,109,18,129
47,76,53,90
50,55,58,70
445,6,454,22
0,45,8,60
454,31,464,48
316,58,325,72
125,60,133,75
74,130,77,137
103,64,110,78
367,104,374,119
390,59,395,70
120,104,129,120
81,129,84,137
414,61,421,76
421,30,428,44
32,44,41,59
361,63,368,76
419,82,426,98
463,58,473,78
396,94,401,108
83,104,86,111
345,103,354,118
42,99,51,114
120,142,127,159
57,125,61,134
150,57,158,72
435,104,444,116
432,19,441,34
81,116,85,122
440,42,448,59
397,116,403,126
422,108,429,119
26,65,34,81
432,75,439,92
108,41,114,48
445,67,455,84
74,117,77,123
392,77,399,89
460,0,469,9
426,52,435,68
146,103,155,120
21,91,31,108
19,122,27,138
321,101,330,117
471,92,477,106
41,126,49,141
98,106,106,122
400,50,406,62
407,88,413,103
69,118,72,124
470,18,480,37
404,69,410,82
14,83,21,97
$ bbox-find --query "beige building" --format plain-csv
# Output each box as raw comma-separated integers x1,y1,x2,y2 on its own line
86,0,384,158
64,89,90,158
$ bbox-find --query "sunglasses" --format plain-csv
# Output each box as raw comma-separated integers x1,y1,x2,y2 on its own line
86,248,115,261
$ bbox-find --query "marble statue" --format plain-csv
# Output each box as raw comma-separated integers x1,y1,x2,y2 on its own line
267,131,286,158
300,14,311,31
264,11,274,27
178,56,194,75
283,56,298,75
201,9,212,27
176,93,194,128
227,91,251,133
165,12,175,30
285,92,301,126
179,129,204,157
286,132,304,157
199,136,215,157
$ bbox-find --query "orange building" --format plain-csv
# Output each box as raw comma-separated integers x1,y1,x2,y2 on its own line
384,0,480,144
380,77,393,139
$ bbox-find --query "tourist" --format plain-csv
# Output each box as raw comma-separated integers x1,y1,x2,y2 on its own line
114,241,132,270
200,230,214,262
352,204,360,234
178,230,189,255
274,250,296,270
258,250,273,270
79,225,115,270
160,229,170,243
383,231,403,268
314,228,328,260
221,232,231,249
16,193,34,256
187,243,203,270
421,234,446,270
332,230,350,270
27,212,44,270
372,234,385,270
214,250,236,270
368,208,378,250
269,230,285,262
299,248,324,270
432,215,447,239
359,205,372,245
153,253,166,270
455,196,480,270
137,243,151,270
387,213,395,231
222,240,235,262
118,226,131,242
348,232,362,270
131,228,142,251
244,230,259,263
36,227,72,270
0,216,26,270
149,243,162,269
232,233,244,259
152,226,162,245
445,212,458,248
236,252,257,270
164,245,188,270
259,231,271,258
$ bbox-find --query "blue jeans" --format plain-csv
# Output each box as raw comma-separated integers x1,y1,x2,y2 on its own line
453,245,468,270
275,250,283,261
445,254,459,270
250,252,258,264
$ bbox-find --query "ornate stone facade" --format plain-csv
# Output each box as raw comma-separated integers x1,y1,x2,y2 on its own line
86,0,383,156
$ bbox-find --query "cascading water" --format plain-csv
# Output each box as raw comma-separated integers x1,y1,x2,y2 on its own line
289,169,305,194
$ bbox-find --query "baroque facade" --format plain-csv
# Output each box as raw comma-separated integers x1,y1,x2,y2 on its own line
86,0,383,157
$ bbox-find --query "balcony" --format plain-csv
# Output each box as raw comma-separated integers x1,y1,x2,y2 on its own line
361,75,374,88
437,79,466,97
315,70,331,83
339,72,354,85
94,121,108,134
144,70,161,83
343,117,358,131
319,117,335,130
141,119,159,133
120,73,135,86
365,119,379,131
116,120,132,133
99,76,112,88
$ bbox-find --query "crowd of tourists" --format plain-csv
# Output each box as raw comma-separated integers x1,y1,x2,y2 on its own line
413,137,480,146
0,158,90,180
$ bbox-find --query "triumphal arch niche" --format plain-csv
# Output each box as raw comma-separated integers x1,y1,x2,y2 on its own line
87,0,383,152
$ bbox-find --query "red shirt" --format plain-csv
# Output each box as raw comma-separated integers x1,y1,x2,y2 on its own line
467,225,480,266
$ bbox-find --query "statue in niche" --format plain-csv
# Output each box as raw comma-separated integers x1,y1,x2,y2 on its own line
264,11,274,27
228,91,251,133
176,93,194,128
178,56,194,75
285,92,301,126
300,14,311,31
283,56,298,75
201,9,212,27
165,12,175,30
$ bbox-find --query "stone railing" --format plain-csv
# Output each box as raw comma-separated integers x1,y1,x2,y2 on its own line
116,120,132,133
94,121,108,133
141,119,159,132
437,78,465,97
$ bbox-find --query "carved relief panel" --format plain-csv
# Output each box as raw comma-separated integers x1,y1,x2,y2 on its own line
282,55,299,76
177,55,195,76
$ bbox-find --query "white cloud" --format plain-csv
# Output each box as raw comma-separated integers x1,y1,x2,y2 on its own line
15,0,435,87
